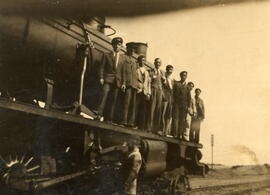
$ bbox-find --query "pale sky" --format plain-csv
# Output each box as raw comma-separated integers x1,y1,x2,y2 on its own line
107,1,270,165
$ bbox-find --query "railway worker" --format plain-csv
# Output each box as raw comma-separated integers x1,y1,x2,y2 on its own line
135,55,151,130
147,58,165,133
97,37,126,122
190,88,205,143
186,82,196,141
120,42,138,127
120,140,142,195
161,65,174,136
171,71,191,140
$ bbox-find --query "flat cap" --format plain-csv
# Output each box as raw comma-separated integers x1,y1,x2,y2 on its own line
111,37,123,45
166,65,174,70
126,42,136,49
180,71,188,76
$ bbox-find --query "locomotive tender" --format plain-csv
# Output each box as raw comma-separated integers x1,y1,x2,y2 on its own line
0,15,207,194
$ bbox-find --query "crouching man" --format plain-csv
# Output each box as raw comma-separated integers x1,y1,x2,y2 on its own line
120,140,142,195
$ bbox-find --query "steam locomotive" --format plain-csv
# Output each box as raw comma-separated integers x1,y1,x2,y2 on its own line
0,15,207,194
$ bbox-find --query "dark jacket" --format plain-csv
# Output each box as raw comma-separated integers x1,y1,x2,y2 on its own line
124,55,138,89
173,81,191,110
150,68,165,90
99,52,126,88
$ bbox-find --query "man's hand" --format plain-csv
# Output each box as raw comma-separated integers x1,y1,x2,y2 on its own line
121,84,126,92
146,94,151,101
100,78,104,85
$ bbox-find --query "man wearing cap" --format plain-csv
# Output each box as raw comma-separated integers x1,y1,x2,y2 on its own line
171,71,191,140
136,55,151,130
121,42,138,127
147,58,165,133
97,37,126,122
190,88,205,143
161,65,174,136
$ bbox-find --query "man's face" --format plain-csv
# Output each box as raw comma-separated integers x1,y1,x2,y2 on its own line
154,59,162,69
166,68,173,76
180,72,187,82
138,57,145,67
127,47,135,56
188,84,194,91
195,90,201,96
112,42,122,52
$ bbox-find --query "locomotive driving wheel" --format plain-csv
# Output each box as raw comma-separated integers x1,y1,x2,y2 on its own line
0,155,40,191
168,175,187,195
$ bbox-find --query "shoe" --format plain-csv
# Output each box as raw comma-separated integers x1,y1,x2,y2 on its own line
106,120,113,124
132,126,138,130
182,137,188,141
126,123,134,128
157,131,163,136
118,121,127,127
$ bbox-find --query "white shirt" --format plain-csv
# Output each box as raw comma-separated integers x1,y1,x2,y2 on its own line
113,52,120,68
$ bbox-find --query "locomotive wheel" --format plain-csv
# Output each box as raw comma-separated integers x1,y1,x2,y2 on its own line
168,175,187,195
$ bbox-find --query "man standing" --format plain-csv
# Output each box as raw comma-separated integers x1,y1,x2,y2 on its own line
147,58,165,133
121,42,138,127
190,88,205,143
136,55,151,130
186,82,196,141
171,71,191,140
121,140,142,195
161,65,174,136
97,37,126,122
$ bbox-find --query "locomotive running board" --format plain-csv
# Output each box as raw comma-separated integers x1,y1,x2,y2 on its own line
0,98,202,148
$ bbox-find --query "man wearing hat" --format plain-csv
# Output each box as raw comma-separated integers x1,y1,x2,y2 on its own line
120,42,138,127
97,37,126,122
161,65,174,136
171,71,191,140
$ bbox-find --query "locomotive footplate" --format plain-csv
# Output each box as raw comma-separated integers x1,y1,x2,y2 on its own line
0,98,202,148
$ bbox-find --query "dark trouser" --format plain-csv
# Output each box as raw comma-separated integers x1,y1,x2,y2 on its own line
190,118,202,143
122,87,137,126
98,82,120,121
136,92,148,130
147,87,163,132
171,107,188,138
162,96,173,136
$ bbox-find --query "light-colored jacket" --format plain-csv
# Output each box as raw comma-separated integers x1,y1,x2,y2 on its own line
189,97,197,117
137,66,151,96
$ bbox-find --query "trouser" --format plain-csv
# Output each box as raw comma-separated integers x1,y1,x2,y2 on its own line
190,118,202,143
172,107,188,139
122,87,137,126
136,92,148,130
162,96,173,135
185,114,192,141
147,88,162,132
98,82,120,121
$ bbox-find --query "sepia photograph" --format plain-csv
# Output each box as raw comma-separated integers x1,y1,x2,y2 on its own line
0,0,269,194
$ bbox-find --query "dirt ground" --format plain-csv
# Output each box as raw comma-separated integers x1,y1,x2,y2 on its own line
188,164,270,194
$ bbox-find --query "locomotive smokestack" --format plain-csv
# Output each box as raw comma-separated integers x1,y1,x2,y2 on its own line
126,42,148,58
